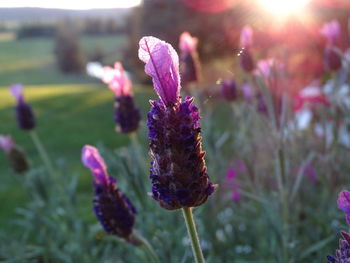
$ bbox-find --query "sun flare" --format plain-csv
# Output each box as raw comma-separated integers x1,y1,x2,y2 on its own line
258,0,311,15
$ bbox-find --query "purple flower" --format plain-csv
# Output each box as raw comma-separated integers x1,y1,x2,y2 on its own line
320,20,341,45
225,161,245,203
102,62,140,134
179,32,198,56
0,134,29,173
240,25,253,49
138,36,215,210
239,48,255,73
82,145,137,242
221,79,238,101
139,36,180,106
324,46,342,71
302,163,318,183
327,231,350,263
10,84,36,131
338,190,350,225
242,83,254,101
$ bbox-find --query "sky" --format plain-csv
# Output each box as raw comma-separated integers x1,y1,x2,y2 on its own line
0,0,142,9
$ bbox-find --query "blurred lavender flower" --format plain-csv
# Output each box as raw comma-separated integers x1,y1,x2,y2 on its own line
242,83,254,102
225,161,245,203
320,20,341,45
179,32,201,84
327,231,350,263
338,190,350,225
239,25,255,72
10,84,36,130
102,62,141,134
82,145,137,243
139,36,215,210
0,135,29,173
221,79,238,101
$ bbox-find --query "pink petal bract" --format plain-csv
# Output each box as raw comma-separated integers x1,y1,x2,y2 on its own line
0,135,14,152
179,32,198,55
102,62,131,96
82,145,109,186
240,25,253,48
138,36,180,106
10,84,24,102
338,190,350,214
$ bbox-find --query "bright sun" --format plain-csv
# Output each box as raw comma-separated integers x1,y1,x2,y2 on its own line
258,0,311,15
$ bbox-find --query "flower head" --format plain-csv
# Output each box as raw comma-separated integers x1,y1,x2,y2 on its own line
139,36,215,210
338,190,350,225
327,231,350,263
240,25,253,49
179,32,198,56
10,84,36,130
139,36,180,106
320,20,341,44
82,145,137,242
102,62,131,96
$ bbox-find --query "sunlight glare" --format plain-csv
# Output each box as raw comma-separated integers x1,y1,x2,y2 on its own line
258,0,311,15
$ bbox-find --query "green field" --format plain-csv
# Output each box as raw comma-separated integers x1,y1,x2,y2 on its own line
0,35,155,228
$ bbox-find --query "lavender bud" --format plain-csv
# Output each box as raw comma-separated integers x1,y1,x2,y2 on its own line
139,36,215,210
114,95,141,134
239,48,255,73
82,145,137,243
221,79,238,101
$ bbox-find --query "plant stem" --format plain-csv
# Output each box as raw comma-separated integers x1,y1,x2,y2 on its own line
29,130,55,178
133,231,161,263
182,207,205,263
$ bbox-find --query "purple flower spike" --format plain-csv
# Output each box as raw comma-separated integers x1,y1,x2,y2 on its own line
240,25,253,49
82,145,137,242
10,84,36,130
139,36,215,210
139,36,180,106
338,190,350,225
327,232,350,263
320,20,340,44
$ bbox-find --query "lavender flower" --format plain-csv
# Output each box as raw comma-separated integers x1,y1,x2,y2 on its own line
320,20,342,71
338,190,350,225
324,47,342,71
221,79,238,101
179,32,201,84
320,20,341,45
0,135,29,173
327,231,350,263
82,145,137,242
225,162,245,203
102,62,140,134
10,84,36,130
138,36,215,210
239,26,255,72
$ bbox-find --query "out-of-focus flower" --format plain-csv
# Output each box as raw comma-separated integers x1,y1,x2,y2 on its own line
240,25,253,49
242,83,254,101
139,36,215,210
179,32,201,84
327,231,350,263
324,47,342,71
294,81,330,112
225,161,245,203
221,79,238,101
10,84,36,131
338,190,350,225
82,145,137,244
86,62,104,79
0,135,29,173
302,163,317,183
320,20,341,44
102,62,140,134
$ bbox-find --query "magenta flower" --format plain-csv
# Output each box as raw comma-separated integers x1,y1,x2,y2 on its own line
320,20,341,44
240,25,253,49
101,62,140,134
0,135,14,153
82,145,137,241
139,36,214,210
225,161,245,203
179,32,198,56
10,84,36,130
338,190,350,225
102,62,131,97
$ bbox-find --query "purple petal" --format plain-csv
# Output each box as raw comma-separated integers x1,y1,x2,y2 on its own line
0,135,14,152
320,20,340,44
179,32,198,55
82,145,109,185
10,84,24,102
338,190,350,214
102,62,131,96
240,25,253,48
138,36,180,106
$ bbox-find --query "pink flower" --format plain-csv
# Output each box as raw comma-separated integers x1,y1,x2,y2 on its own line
10,84,24,103
102,62,131,96
294,81,330,112
81,145,109,186
320,20,340,44
240,25,253,48
138,36,180,106
0,135,14,153
338,190,350,225
179,32,198,56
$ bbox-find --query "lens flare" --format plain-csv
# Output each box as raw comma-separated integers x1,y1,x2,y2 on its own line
258,0,311,15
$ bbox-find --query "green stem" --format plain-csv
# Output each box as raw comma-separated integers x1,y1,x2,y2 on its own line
29,130,55,178
182,207,205,263
133,231,161,263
